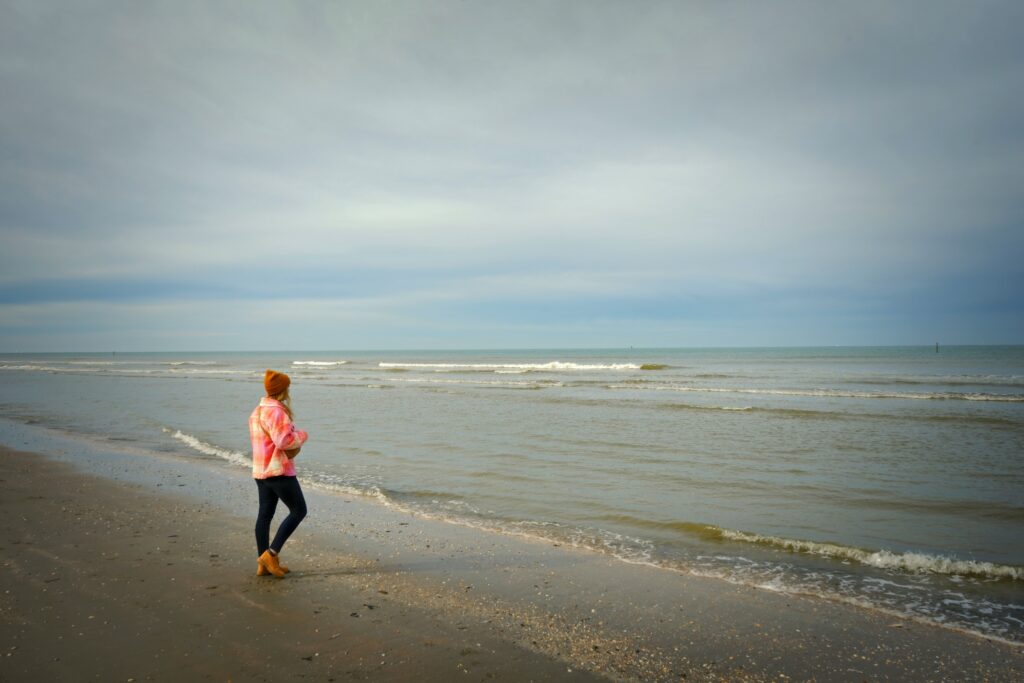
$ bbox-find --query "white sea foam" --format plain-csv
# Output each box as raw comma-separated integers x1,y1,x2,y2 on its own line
379,361,641,371
305,472,392,506
685,558,1024,646
719,529,1024,580
292,361,348,366
168,429,249,468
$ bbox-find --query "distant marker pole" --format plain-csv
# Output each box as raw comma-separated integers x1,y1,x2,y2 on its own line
935,342,939,353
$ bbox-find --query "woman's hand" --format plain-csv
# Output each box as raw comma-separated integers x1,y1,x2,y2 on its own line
285,446,301,459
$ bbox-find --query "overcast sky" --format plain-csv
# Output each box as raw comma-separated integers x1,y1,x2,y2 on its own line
1,1,1022,351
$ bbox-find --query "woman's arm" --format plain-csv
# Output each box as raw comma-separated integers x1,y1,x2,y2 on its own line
262,406,308,453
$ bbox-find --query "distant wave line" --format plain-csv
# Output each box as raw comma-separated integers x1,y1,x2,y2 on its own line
385,377,559,389
607,384,1024,403
851,375,1024,389
652,401,1022,426
379,361,646,371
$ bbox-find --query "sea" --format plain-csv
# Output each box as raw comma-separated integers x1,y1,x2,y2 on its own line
1,346,1022,644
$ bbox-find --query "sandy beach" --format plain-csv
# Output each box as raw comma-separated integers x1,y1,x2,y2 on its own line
0,429,1021,682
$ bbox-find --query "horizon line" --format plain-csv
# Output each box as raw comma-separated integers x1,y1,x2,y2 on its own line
2,343,1022,355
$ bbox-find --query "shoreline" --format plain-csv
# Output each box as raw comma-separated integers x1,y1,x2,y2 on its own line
3,346,1022,651
0,445,604,682
0,421,1022,680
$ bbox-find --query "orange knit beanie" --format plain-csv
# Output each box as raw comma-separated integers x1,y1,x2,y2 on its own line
264,369,290,397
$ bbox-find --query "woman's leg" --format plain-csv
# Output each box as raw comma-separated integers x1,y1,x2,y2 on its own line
254,478,280,556
268,476,308,553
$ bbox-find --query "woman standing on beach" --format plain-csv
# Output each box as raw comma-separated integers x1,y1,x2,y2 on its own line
249,369,308,578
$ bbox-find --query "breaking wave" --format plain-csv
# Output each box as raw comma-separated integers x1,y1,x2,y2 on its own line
166,429,249,468
716,529,1024,580
593,515,1023,580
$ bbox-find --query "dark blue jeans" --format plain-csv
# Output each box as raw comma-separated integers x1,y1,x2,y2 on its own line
255,475,308,555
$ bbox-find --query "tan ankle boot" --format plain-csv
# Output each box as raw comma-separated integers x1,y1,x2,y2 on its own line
258,550,287,578
256,559,290,576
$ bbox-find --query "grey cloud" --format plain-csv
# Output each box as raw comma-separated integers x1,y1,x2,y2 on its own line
1,1,1022,348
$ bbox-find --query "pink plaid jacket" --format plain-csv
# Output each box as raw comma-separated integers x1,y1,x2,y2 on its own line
249,397,308,479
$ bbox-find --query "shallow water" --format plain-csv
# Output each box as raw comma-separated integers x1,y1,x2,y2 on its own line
1,346,1022,642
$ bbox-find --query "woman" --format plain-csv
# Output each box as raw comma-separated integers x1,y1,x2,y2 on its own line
249,369,308,578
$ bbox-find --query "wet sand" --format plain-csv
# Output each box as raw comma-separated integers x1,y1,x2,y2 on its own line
0,440,1021,681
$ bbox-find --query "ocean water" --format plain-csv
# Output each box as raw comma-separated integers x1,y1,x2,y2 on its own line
1,347,1022,643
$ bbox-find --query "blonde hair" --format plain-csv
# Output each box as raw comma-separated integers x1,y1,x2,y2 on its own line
269,387,294,419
